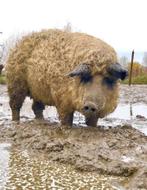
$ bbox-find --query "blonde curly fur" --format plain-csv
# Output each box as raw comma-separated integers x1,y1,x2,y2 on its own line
6,29,119,125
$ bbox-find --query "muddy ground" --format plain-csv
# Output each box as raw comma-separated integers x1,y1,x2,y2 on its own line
0,84,147,190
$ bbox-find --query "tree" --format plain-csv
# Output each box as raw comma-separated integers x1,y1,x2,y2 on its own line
0,44,4,62
142,52,147,66
0,33,22,65
63,22,72,32
119,56,129,68
0,32,4,63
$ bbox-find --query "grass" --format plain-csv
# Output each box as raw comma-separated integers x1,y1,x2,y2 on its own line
0,75,6,84
122,74,147,85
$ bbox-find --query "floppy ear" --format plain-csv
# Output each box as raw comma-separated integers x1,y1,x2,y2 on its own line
66,63,92,82
107,63,128,80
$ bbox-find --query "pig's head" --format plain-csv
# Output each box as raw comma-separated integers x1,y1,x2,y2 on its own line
67,62,128,126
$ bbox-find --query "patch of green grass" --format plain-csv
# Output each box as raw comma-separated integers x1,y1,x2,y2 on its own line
122,74,147,84
0,75,6,84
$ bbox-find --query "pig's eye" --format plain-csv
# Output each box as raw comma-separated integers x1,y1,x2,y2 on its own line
80,74,93,83
102,77,116,89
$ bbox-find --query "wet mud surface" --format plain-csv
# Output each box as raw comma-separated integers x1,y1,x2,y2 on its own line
0,143,127,190
0,84,147,189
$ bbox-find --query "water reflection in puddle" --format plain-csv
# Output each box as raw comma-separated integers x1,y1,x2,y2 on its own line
0,143,123,190
109,103,147,120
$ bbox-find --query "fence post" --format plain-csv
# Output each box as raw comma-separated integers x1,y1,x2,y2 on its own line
129,50,134,86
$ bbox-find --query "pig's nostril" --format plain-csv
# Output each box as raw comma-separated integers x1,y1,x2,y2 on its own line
84,106,89,111
83,105,97,113
91,108,96,112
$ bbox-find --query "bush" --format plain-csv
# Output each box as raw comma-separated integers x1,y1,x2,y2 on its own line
122,74,147,84
0,75,6,84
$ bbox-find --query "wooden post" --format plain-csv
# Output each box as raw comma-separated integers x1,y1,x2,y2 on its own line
129,50,134,86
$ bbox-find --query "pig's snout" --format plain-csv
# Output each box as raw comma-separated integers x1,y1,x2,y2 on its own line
83,102,98,116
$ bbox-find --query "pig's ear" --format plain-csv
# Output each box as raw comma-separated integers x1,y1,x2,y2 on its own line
107,63,128,80
66,63,92,82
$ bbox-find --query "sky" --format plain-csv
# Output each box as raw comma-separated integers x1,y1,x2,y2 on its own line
0,0,147,51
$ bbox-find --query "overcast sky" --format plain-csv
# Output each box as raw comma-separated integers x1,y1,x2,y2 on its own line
0,0,147,51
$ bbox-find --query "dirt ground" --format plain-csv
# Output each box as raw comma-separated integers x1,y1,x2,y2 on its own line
0,84,147,190
119,85,147,104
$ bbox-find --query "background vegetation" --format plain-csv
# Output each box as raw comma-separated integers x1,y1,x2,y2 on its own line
120,53,147,85
0,75,6,84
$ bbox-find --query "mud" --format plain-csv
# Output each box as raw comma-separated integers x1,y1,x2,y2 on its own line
0,123,147,189
0,84,147,189
119,85,147,104
1,143,126,190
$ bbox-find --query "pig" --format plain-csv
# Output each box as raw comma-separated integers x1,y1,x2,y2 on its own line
6,29,127,127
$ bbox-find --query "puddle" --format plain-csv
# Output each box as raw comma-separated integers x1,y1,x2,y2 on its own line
108,103,147,120
0,143,124,190
102,103,147,135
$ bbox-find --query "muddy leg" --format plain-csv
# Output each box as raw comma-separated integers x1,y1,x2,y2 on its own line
9,86,27,121
32,101,45,119
86,117,98,127
60,112,74,127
